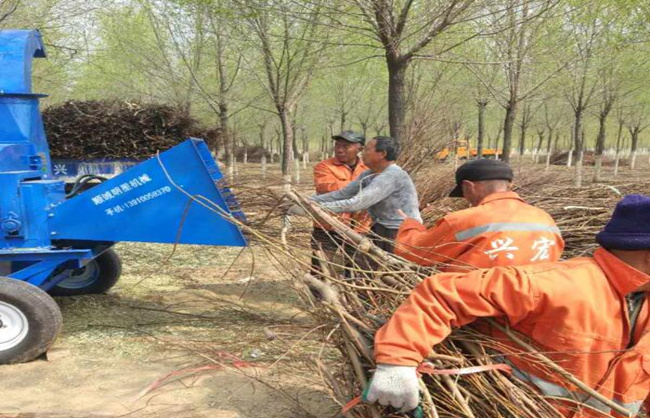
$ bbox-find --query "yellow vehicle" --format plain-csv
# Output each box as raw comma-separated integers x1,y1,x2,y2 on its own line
435,140,500,161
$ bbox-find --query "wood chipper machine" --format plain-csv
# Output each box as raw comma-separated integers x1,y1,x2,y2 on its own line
0,30,247,364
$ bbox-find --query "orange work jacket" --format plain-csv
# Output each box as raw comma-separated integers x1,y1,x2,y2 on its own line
395,191,564,272
313,157,370,232
375,248,650,417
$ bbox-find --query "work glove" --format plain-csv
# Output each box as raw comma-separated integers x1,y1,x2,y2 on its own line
286,203,308,217
364,364,419,412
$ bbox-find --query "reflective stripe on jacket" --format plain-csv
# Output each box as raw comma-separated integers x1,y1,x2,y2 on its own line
313,157,370,232
374,248,650,417
395,191,564,271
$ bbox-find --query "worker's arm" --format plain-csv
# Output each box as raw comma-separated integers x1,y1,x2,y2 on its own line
394,217,460,266
313,172,395,213
374,266,540,366
311,175,365,204
313,163,349,194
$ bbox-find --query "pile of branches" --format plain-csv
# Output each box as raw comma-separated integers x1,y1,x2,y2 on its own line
267,192,609,418
44,100,214,159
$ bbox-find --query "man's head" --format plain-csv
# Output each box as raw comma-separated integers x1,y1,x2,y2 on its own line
332,131,364,165
597,194,650,284
449,159,514,206
362,136,399,171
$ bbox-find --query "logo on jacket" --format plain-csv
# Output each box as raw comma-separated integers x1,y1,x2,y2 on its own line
484,237,519,260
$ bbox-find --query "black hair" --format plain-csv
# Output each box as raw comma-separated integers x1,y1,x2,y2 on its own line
373,136,399,161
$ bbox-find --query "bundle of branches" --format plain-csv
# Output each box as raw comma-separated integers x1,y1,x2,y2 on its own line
44,100,212,159
228,173,313,239
272,191,621,418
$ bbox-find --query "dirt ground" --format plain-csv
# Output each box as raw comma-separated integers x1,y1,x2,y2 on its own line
0,241,340,418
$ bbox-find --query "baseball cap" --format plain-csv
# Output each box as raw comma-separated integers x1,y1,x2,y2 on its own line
332,130,365,145
449,159,514,197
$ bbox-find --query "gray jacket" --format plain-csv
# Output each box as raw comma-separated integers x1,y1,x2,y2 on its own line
311,164,422,229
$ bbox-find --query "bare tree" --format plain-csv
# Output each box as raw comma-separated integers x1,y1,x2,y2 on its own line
626,110,649,170
211,10,242,177
356,82,386,138
613,109,625,177
563,17,601,187
240,0,327,186
542,100,564,169
466,0,561,162
516,100,533,164
592,68,617,182
138,0,249,177
348,0,477,141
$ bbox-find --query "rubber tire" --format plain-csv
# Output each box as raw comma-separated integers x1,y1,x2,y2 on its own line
0,277,63,364
50,249,122,296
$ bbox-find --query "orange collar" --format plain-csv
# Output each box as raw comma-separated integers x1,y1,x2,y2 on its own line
594,248,650,296
330,157,361,167
477,191,524,206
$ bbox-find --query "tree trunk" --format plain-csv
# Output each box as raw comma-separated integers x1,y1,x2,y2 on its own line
278,109,293,188
292,121,300,160
293,157,300,184
477,100,487,159
360,122,368,138
630,127,640,170
387,58,408,142
219,104,234,178
533,130,544,164
614,119,623,177
517,117,528,172
574,127,585,188
501,102,517,163
544,129,554,171
593,114,607,182
301,127,309,169
572,112,583,186
567,129,573,168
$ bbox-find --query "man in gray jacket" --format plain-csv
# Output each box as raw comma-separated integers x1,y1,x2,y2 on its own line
308,136,421,253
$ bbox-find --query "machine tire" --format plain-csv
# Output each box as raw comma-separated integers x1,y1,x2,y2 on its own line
0,277,62,364
50,249,122,296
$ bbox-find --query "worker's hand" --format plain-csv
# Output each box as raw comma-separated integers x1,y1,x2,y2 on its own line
364,364,419,411
286,203,308,217
397,209,408,219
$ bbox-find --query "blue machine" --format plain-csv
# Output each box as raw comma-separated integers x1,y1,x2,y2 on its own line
0,30,246,364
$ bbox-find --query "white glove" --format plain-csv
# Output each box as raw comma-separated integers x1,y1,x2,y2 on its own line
365,364,419,411
286,204,308,216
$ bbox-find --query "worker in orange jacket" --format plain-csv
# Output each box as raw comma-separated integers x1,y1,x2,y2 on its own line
395,159,564,271
310,131,369,272
367,194,650,417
